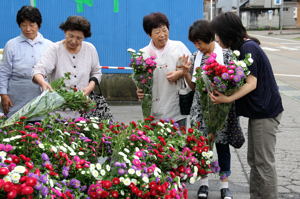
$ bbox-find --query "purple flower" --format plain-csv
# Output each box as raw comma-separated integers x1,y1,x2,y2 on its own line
39,175,48,184
221,73,229,80
213,76,221,84
114,162,121,167
233,75,241,83
69,179,81,189
62,169,69,178
118,168,126,175
80,185,87,192
41,186,49,196
34,182,43,190
41,153,49,161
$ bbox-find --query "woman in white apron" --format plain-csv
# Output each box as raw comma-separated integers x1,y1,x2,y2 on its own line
0,6,52,120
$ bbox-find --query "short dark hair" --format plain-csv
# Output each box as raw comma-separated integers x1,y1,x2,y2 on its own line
143,12,170,36
16,6,42,28
211,12,260,50
188,20,214,44
59,16,91,38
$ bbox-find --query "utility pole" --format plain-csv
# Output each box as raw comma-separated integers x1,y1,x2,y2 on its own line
210,0,213,20
279,0,283,34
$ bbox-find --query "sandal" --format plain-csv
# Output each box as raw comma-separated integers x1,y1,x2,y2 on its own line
220,188,233,199
197,185,209,199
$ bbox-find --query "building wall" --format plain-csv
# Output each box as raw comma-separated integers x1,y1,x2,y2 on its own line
0,0,203,67
241,9,280,29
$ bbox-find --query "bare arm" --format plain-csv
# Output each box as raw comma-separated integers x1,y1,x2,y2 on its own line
209,74,257,104
33,74,53,91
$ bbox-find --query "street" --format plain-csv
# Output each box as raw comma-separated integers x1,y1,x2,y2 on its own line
110,30,300,199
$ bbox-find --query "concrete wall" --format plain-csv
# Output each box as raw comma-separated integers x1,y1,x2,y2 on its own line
241,9,280,29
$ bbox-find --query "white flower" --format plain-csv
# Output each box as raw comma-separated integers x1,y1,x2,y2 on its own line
233,50,240,57
90,164,96,170
142,176,149,183
189,177,196,184
106,165,111,172
100,169,106,176
133,155,139,159
131,179,137,185
120,190,125,196
135,147,140,152
59,146,67,153
123,178,131,186
2,138,10,142
10,173,21,183
70,152,76,156
157,122,164,127
76,123,83,126
13,166,26,174
124,157,131,164
206,160,211,165
3,176,11,182
81,171,86,175
127,48,136,53
166,128,171,133
79,120,86,124
207,151,213,158
124,148,130,153
63,131,70,136
78,152,84,156
96,163,102,170
51,146,58,153
92,123,99,129
248,58,254,64
49,179,54,187
136,170,142,177
91,170,99,178
38,143,45,149
118,152,127,157
128,168,135,175
0,151,7,157
83,127,90,131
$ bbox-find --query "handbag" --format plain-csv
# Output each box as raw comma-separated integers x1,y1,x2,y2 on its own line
224,105,245,148
81,86,113,121
179,79,195,115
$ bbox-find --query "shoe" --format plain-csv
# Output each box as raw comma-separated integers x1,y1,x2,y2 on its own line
220,188,233,199
197,185,209,199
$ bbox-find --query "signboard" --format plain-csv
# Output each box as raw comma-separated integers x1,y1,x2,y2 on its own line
274,0,282,6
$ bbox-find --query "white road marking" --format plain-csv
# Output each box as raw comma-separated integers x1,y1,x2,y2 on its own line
275,74,300,78
261,47,280,51
279,46,298,51
250,33,300,43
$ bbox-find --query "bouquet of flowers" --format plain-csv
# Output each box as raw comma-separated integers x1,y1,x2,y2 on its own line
0,73,95,127
194,50,252,137
128,48,157,118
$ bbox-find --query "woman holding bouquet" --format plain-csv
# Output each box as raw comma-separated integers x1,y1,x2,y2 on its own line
182,20,241,199
210,12,283,199
33,16,101,119
0,6,52,119
136,12,191,127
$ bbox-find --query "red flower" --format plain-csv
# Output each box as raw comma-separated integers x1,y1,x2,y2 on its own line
0,167,9,175
101,180,112,189
19,116,27,120
26,177,37,187
6,190,17,199
21,186,34,195
111,190,119,198
112,177,120,185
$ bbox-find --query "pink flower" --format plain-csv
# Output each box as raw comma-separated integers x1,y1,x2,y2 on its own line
74,117,86,122
135,151,143,158
132,159,141,166
137,130,144,136
228,70,234,75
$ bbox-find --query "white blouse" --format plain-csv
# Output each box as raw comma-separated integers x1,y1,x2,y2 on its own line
141,39,191,122
33,40,101,90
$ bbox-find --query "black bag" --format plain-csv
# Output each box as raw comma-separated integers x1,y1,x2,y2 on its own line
224,105,245,148
81,87,113,121
179,90,195,115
